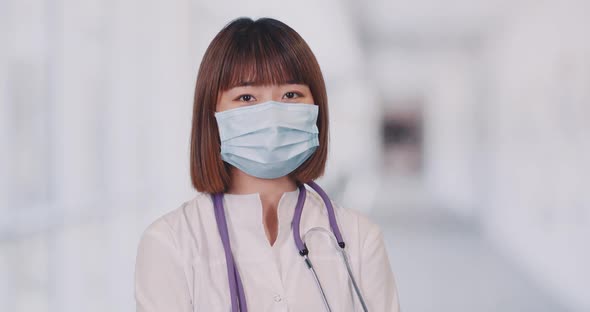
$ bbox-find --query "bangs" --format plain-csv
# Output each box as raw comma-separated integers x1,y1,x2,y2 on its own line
218,23,310,90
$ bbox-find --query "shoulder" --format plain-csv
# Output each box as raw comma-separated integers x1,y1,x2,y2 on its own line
140,195,196,237
306,189,383,249
335,201,384,246
138,192,212,257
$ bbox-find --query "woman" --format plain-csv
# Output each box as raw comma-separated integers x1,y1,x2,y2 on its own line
135,17,400,312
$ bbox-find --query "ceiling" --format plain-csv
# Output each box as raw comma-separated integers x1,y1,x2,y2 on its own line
349,0,528,45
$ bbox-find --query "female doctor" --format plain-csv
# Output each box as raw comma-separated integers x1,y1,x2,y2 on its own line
134,17,400,312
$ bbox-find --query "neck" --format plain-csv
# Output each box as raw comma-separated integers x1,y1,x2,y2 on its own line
226,167,298,197
226,168,298,247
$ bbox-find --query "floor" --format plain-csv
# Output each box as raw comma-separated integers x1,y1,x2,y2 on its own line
369,176,571,312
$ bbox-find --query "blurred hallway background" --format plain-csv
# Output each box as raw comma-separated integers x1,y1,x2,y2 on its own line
1,0,589,311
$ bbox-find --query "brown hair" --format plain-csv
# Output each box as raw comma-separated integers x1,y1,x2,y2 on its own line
190,17,329,193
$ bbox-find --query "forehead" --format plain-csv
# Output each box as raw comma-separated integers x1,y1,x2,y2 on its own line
220,60,306,91
217,33,312,91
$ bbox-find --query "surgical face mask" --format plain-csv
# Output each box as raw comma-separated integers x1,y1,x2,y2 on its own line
214,101,320,179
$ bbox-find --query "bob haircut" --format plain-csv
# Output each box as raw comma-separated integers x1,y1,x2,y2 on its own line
190,17,329,193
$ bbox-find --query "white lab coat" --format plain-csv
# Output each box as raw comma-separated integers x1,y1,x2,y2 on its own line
135,186,400,311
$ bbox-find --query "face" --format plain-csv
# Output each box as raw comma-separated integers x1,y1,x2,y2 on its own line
216,83,315,112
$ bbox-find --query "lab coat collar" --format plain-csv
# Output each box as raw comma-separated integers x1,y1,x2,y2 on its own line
221,185,332,252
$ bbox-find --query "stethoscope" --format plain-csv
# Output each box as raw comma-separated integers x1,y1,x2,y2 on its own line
211,181,369,312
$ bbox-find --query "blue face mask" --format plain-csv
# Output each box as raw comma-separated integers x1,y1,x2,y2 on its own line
214,101,320,179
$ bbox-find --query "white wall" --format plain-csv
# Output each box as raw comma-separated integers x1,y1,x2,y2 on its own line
423,48,483,219
483,2,590,310
2,0,198,310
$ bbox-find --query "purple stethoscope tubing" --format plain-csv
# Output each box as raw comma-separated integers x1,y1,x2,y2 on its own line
212,193,248,311
292,181,344,253
212,181,368,312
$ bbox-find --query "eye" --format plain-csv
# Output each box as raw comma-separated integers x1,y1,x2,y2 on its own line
283,91,302,99
236,94,255,102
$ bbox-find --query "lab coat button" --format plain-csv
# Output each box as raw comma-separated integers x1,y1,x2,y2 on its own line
274,294,282,302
